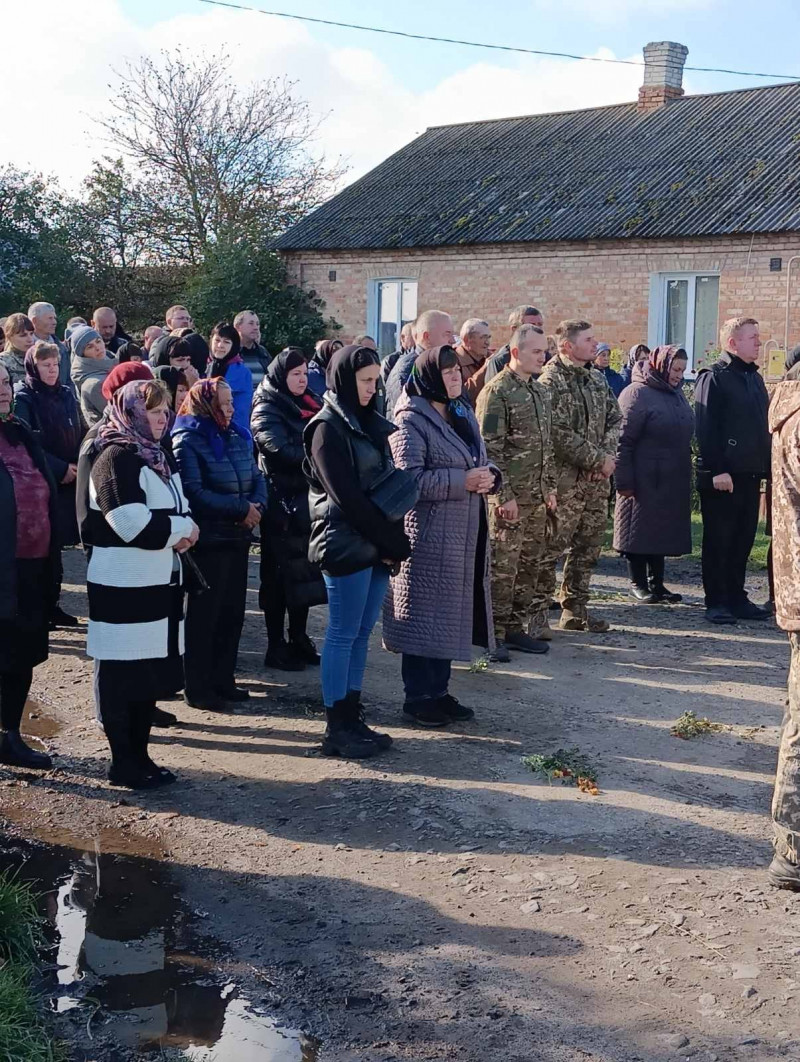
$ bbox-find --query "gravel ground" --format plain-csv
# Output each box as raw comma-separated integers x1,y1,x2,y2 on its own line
2,548,799,1062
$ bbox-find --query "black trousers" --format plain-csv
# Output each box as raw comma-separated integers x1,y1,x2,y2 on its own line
184,544,250,697
0,668,34,731
95,660,155,766
260,549,309,645
626,554,665,589
700,477,761,609
401,655,452,702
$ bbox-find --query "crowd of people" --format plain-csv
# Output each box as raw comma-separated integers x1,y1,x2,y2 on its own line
4,295,800,890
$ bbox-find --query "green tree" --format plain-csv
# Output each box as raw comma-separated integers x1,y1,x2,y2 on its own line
184,238,336,354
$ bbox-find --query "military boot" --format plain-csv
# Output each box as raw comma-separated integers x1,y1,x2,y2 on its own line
559,610,610,633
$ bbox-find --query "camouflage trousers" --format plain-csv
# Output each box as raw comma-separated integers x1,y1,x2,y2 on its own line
772,633,800,862
488,501,548,638
532,479,609,623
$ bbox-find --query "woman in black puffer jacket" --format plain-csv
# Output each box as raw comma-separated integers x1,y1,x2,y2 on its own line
172,378,267,711
252,349,326,671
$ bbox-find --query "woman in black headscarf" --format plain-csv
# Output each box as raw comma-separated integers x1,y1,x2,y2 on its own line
152,366,189,422
307,338,343,400
251,348,326,671
383,346,498,727
304,345,412,758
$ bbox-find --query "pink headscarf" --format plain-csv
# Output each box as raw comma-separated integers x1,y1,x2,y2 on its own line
94,380,171,481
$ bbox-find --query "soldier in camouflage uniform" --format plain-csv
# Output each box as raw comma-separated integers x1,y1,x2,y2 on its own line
476,325,557,662
767,379,800,888
534,320,622,634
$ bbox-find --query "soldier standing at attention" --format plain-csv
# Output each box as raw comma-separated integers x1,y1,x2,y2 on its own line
534,320,622,634
477,325,557,662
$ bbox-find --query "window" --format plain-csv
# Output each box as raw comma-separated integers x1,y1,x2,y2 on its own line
369,279,418,356
650,273,720,372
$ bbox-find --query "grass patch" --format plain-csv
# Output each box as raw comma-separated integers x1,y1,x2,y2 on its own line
0,869,65,1062
670,711,724,740
468,656,489,673
522,747,600,795
604,513,769,571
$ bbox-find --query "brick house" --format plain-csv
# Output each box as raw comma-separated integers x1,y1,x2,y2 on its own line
276,41,800,375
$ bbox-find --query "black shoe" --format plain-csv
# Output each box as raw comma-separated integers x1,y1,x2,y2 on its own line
768,852,800,890
344,691,392,749
0,730,52,770
730,599,770,621
184,693,230,712
438,694,475,722
402,699,450,728
108,761,164,789
143,758,177,786
321,699,381,758
488,642,511,663
705,606,738,625
504,631,550,655
151,707,178,728
649,584,683,604
630,585,658,603
216,686,250,702
264,641,305,672
289,634,320,666
49,606,80,629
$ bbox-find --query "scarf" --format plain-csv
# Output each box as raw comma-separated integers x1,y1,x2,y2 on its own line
627,343,649,369
266,348,322,420
406,345,479,457
648,344,686,387
326,344,381,423
24,349,58,394
313,339,343,371
22,350,82,463
175,378,249,460
94,380,171,481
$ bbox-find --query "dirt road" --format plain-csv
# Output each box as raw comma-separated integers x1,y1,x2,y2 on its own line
2,549,798,1062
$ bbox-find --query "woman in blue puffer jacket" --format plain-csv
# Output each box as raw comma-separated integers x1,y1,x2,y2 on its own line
207,322,253,436
172,378,267,712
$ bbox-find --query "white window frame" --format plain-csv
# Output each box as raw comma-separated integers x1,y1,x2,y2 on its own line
367,277,418,355
648,271,720,375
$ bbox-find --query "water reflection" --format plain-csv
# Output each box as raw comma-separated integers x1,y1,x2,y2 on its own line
1,832,319,1060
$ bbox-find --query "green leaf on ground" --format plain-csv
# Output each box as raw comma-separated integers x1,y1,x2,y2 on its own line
522,747,600,794
670,711,724,739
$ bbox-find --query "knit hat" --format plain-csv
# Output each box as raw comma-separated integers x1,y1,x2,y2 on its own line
595,343,611,355
70,325,103,359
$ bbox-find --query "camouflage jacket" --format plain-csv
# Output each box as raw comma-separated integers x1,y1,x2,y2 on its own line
537,353,622,489
770,381,800,631
475,366,557,506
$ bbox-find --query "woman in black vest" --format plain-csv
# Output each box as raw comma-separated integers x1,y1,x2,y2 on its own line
304,345,411,758
0,362,60,770
252,348,326,670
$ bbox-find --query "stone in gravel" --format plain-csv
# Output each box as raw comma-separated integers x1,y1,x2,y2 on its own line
731,964,760,980
698,993,717,1008
662,1033,689,1049
520,900,541,915
740,986,757,999
664,877,689,886
556,874,578,887
671,913,687,927
503,874,524,884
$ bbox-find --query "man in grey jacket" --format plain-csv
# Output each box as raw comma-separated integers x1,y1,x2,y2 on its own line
70,326,118,426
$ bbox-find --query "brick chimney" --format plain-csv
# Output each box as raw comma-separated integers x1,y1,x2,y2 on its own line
638,41,689,112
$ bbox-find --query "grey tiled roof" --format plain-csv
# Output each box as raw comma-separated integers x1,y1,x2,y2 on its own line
275,81,800,251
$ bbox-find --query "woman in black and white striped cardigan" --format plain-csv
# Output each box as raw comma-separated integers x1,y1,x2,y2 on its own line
80,379,198,789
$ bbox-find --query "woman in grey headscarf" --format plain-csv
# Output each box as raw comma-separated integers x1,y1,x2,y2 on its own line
620,343,650,390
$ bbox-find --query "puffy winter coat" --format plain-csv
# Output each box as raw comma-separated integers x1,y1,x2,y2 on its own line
612,361,694,557
251,379,326,609
306,360,327,400
71,353,118,426
0,420,61,629
382,393,496,661
172,415,266,546
694,352,770,484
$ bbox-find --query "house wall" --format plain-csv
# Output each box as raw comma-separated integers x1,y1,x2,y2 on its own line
283,233,800,364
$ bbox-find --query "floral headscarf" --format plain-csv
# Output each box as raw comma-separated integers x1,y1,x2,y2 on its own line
627,343,650,369
93,380,171,481
177,377,230,432
648,344,687,386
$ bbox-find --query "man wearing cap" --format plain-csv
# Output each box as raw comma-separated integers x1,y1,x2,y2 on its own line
593,343,625,398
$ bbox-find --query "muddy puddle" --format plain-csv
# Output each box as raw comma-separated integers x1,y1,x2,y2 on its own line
21,698,63,741
0,830,319,1060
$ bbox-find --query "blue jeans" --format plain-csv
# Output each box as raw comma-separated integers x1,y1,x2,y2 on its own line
322,566,390,707
402,655,452,703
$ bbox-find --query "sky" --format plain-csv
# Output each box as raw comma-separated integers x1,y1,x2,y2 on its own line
6,0,800,194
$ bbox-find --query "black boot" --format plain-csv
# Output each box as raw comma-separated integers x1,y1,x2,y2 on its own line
344,690,392,749
151,706,178,727
647,556,682,603
264,640,305,672
0,729,52,770
321,699,380,758
627,556,656,603
131,705,176,786
104,709,160,789
289,634,320,666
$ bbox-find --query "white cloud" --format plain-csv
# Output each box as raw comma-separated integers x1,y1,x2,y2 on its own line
2,0,655,194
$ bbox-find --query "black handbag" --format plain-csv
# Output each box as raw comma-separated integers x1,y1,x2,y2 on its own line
181,551,210,596
367,464,419,522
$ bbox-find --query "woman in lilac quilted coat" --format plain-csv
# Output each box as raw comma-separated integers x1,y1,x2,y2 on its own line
612,345,694,603
383,347,499,728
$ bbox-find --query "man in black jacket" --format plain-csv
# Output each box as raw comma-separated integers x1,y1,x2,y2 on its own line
695,317,770,624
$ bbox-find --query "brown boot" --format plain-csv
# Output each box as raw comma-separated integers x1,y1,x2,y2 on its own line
559,610,610,633
529,611,553,641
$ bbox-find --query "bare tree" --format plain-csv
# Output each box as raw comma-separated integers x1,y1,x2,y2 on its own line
96,50,343,261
